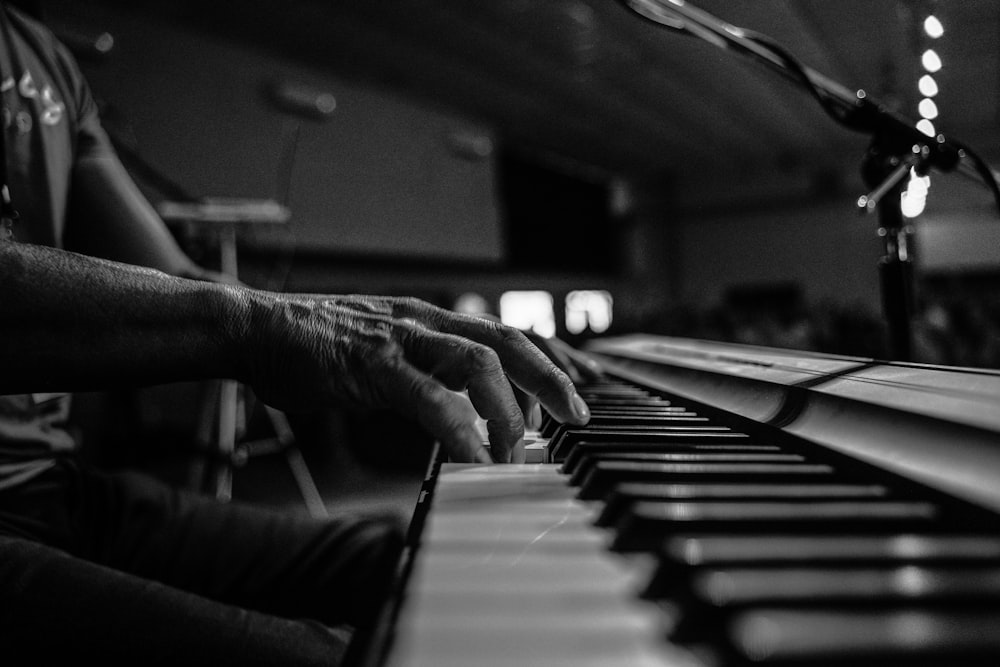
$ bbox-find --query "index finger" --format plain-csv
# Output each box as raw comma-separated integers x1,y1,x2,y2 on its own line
395,302,591,426
396,324,528,463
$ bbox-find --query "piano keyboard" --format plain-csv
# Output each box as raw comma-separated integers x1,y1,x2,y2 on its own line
377,336,1000,667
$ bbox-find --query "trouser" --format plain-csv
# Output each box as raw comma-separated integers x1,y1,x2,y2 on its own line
0,458,405,666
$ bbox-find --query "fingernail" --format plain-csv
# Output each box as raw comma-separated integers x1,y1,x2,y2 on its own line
511,438,526,464
571,392,590,422
528,403,542,430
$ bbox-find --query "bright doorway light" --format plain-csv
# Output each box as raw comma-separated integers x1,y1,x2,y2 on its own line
565,290,613,334
499,291,556,338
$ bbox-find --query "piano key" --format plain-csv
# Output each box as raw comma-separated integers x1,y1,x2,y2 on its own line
386,463,696,667
546,415,713,441
541,411,702,438
575,397,672,406
597,482,892,527
703,564,1000,603
578,461,836,501
550,428,742,462
665,533,1000,566
611,500,941,552
644,533,1000,601
561,441,782,475
719,608,1000,666
566,452,806,486
669,565,1000,644
579,387,654,398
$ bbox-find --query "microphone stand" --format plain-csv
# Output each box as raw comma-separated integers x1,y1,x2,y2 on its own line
620,0,1000,361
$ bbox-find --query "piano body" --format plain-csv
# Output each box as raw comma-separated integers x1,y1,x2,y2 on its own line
374,335,1000,666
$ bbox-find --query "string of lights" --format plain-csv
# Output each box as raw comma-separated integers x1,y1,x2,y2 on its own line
902,5,945,219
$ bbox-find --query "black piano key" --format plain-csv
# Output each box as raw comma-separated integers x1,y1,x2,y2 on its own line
665,533,1000,567
540,405,687,436
687,564,1000,608
546,414,713,441
540,409,700,438
550,427,740,462
575,397,670,406
578,460,836,502
561,441,781,476
716,608,1000,666
597,481,891,527
669,566,1000,643
567,452,806,487
587,407,695,416
645,533,1000,601
611,499,940,552
579,387,653,399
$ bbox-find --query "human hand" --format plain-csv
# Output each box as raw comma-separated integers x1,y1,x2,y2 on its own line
238,294,591,463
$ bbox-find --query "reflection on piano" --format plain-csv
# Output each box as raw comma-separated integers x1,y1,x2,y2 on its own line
373,335,1000,666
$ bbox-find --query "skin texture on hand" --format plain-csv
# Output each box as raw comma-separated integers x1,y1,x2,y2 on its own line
240,294,592,464
0,242,589,465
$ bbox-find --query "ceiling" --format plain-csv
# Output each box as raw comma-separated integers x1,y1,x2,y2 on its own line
47,0,1000,208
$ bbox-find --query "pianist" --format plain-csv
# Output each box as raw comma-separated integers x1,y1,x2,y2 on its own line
0,4,590,664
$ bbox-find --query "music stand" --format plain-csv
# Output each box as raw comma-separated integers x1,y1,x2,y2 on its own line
159,197,329,519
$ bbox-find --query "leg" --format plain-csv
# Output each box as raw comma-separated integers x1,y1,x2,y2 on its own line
0,460,405,664
0,535,352,666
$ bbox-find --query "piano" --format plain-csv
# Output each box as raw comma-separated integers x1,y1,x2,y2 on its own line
368,334,1000,666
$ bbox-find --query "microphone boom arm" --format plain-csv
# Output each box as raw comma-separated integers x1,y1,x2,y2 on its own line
621,0,1000,211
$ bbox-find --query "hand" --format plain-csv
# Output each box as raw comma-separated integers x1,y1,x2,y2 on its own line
240,294,591,463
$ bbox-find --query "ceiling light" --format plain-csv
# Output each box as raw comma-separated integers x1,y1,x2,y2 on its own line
916,119,936,137
923,15,944,39
918,98,939,119
918,75,938,97
921,49,942,73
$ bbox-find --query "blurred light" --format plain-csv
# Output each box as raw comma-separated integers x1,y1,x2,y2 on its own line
565,290,613,334
923,15,944,39
894,566,930,596
901,167,931,219
916,119,936,137
918,98,939,119
499,290,556,338
918,74,938,97
921,49,942,73
453,292,492,317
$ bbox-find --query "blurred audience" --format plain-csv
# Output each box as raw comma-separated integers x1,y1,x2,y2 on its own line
632,283,1000,369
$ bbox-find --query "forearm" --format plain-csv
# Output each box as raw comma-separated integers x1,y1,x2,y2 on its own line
0,242,248,394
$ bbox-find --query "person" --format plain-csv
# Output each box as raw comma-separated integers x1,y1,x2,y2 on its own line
0,4,592,664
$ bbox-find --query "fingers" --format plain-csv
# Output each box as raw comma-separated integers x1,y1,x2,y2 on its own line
377,355,498,464
394,323,526,463
316,296,588,463
418,311,590,427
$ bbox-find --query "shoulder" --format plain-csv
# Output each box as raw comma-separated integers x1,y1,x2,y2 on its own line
4,5,99,125
5,6,82,78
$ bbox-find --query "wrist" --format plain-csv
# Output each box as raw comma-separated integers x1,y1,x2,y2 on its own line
212,282,260,382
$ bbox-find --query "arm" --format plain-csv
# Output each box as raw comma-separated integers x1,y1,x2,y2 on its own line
0,242,589,463
64,131,230,283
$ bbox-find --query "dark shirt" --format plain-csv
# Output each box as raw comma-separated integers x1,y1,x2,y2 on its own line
0,5,107,488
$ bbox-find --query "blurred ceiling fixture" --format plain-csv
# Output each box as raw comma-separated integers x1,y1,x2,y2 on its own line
264,80,337,121
446,129,494,160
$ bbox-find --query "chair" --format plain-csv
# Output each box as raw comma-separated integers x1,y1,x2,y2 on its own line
159,197,328,519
